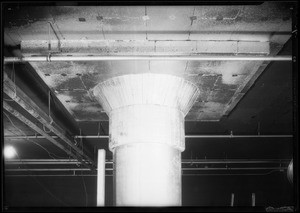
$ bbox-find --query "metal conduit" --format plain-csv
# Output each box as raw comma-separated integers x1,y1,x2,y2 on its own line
5,167,285,172
5,159,290,165
73,134,293,139
5,135,60,139
4,134,293,140
74,135,293,139
185,134,293,138
4,55,292,63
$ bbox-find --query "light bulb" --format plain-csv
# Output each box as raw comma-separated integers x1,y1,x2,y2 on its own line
4,146,16,159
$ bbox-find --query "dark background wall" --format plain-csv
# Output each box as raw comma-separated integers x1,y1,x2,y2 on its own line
4,172,293,208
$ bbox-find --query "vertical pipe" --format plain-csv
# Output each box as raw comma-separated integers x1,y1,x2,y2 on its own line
252,193,256,207
97,149,106,206
230,193,235,207
287,159,293,184
113,153,116,206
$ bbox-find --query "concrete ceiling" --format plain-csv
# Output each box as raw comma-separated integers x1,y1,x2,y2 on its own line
4,2,292,122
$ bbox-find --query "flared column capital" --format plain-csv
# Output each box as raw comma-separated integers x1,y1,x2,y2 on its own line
93,73,200,116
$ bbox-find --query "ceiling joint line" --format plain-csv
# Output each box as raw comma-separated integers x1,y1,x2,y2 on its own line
48,22,51,51
79,76,94,101
101,26,106,40
47,21,61,53
184,61,189,73
145,6,148,40
229,6,245,41
97,122,101,136
188,6,196,40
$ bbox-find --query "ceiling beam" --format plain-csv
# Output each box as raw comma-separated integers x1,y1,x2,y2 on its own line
3,72,96,169
3,101,93,170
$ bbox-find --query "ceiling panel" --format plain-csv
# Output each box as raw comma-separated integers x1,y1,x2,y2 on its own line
4,3,293,122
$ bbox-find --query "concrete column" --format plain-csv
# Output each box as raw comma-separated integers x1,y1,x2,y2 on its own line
94,73,199,206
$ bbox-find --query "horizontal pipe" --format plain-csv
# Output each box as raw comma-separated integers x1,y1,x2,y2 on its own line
75,134,293,139
5,159,290,165
5,174,111,177
4,135,60,139
4,134,293,140
4,160,97,165
182,160,290,164
3,55,292,63
185,134,293,138
182,167,286,171
5,168,108,172
4,173,279,177
5,167,285,172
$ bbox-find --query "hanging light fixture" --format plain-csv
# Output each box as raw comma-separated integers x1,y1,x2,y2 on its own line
4,145,17,159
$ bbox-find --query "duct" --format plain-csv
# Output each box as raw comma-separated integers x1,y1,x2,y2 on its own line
93,73,199,206
3,101,92,169
3,72,96,169
3,55,292,63
4,134,293,140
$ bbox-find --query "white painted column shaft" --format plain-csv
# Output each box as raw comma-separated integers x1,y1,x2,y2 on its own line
93,73,199,206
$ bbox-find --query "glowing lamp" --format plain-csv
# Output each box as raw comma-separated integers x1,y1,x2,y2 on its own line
4,145,17,159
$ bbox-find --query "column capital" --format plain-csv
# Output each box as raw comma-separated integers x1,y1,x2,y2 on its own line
93,73,200,116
